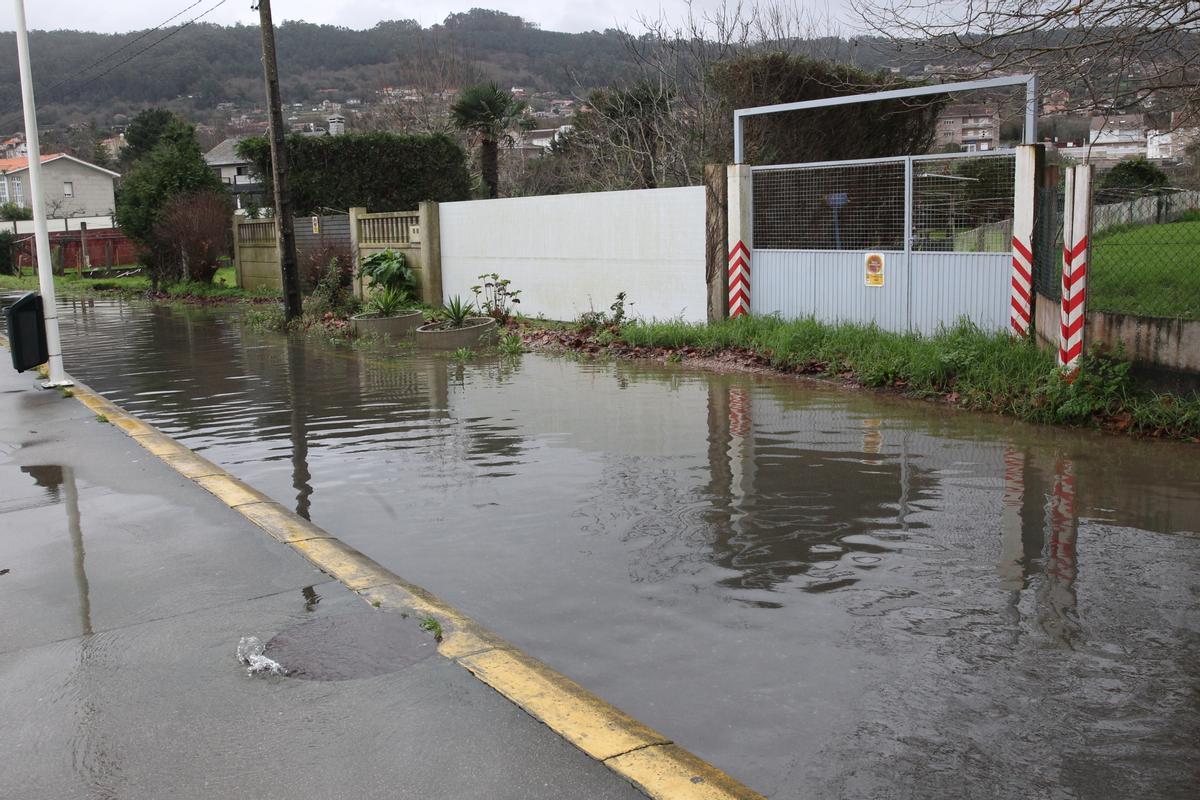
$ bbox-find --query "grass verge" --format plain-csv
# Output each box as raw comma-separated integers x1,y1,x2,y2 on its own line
568,315,1200,440
0,267,276,304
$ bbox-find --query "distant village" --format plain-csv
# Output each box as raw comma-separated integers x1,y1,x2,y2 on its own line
1,73,1196,222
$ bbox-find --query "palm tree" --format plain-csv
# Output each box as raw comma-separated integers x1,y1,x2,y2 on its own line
450,84,527,198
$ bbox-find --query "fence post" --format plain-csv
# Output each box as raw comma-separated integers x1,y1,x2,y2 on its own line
419,201,442,307
1059,165,1092,372
726,164,752,317
232,216,244,289
705,165,729,323
1009,144,1038,336
349,206,365,299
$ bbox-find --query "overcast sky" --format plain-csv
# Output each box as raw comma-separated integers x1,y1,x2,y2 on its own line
0,0,847,36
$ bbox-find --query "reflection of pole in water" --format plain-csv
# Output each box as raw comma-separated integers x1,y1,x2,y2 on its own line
997,447,1027,591
1038,455,1081,645
63,466,92,637
22,464,91,635
285,341,313,520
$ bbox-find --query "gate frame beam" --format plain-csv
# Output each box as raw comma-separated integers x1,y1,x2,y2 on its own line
733,74,1038,164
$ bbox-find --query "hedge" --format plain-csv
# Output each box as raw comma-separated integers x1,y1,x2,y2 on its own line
238,132,472,214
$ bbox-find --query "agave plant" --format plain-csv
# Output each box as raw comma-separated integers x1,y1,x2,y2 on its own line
443,295,473,328
366,286,411,317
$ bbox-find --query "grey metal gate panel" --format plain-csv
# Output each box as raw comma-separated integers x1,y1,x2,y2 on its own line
908,252,1010,334
751,150,1016,334
753,250,909,331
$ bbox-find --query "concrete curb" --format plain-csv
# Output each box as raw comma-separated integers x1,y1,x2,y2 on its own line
0,335,764,800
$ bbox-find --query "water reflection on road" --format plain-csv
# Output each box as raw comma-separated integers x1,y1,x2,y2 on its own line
52,299,1200,799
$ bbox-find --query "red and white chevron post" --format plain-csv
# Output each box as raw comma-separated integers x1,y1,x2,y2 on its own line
1059,165,1093,372
727,164,753,318
1009,146,1037,336
728,241,750,317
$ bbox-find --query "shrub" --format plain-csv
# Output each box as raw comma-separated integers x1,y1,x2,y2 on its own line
237,132,471,214
303,256,358,317
152,189,233,284
358,249,415,296
0,230,15,275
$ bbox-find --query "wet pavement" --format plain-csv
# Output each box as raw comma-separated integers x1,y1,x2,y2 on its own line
0,350,644,799
21,298,1200,798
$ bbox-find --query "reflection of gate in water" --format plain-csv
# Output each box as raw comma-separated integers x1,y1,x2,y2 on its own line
751,151,1017,334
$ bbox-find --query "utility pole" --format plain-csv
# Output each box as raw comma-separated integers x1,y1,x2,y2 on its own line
255,0,301,321
12,0,69,386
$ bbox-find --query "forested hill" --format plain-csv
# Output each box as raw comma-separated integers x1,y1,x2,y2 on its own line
0,10,642,129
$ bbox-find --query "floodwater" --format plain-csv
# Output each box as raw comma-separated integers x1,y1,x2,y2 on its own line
41,299,1200,797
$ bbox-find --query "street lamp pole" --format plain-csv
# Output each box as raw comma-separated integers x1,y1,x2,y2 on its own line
12,0,70,387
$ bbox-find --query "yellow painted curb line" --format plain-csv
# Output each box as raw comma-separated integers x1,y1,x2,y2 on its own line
23,360,765,800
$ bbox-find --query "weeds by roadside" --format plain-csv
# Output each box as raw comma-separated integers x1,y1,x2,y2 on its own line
526,314,1200,440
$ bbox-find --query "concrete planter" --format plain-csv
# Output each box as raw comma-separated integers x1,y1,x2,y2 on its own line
351,310,424,340
415,317,497,350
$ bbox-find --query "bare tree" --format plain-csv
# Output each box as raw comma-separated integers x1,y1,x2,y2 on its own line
361,30,484,137
851,0,1200,122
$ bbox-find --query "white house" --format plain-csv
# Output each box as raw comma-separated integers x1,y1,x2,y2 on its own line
0,152,118,217
203,136,265,210
1088,114,1147,159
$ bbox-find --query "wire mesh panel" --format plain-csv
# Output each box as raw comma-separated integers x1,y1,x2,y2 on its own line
752,160,906,251
1033,185,1064,302
911,154,1015,253
1088,186,1200,320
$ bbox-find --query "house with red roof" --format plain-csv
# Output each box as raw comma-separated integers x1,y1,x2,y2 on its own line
0,153,119,217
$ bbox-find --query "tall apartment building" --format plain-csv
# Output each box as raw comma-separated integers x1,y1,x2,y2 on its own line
935,104,999,152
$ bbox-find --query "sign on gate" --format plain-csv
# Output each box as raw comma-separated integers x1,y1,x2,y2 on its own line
864,253,885,287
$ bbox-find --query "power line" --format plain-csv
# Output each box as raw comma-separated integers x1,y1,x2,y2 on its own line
40,0,211,96
6,0,228,114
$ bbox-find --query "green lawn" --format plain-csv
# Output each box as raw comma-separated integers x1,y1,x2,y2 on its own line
1090,219,1200,320
0,269,151,296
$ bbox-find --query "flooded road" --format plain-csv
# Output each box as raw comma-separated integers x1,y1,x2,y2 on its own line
40,299,1200,797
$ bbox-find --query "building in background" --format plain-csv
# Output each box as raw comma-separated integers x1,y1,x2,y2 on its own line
203,137,264,211
935,105,999,152
1,134,28,159
0,153,118,217
1146,112,1200,162
327,115,345,135
1087,114,1147,160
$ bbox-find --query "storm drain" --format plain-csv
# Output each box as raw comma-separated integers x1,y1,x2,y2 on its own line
266,612,436,681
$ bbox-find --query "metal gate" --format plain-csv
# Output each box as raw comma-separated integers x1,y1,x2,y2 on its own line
751,150,1017,334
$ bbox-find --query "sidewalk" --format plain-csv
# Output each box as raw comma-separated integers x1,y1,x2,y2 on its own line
0,363,644,800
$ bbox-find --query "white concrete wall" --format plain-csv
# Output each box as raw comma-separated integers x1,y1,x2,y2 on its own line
439,186,707,323
1,215,115,234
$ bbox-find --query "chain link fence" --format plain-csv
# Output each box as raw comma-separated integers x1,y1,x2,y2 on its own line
1088,184,1200,320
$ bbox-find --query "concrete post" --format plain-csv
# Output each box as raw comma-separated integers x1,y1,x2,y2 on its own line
704,165,728,323
726,164,752,318
1059,165,1092,372
1009,144,1039,336
349,206,365,299
418,201,442,307
231,216,243,289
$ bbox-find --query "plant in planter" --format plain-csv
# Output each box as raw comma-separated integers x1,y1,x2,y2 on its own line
415,294,498,350
351,250,423,340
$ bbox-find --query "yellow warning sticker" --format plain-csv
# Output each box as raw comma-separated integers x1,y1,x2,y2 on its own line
865,253,884,287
